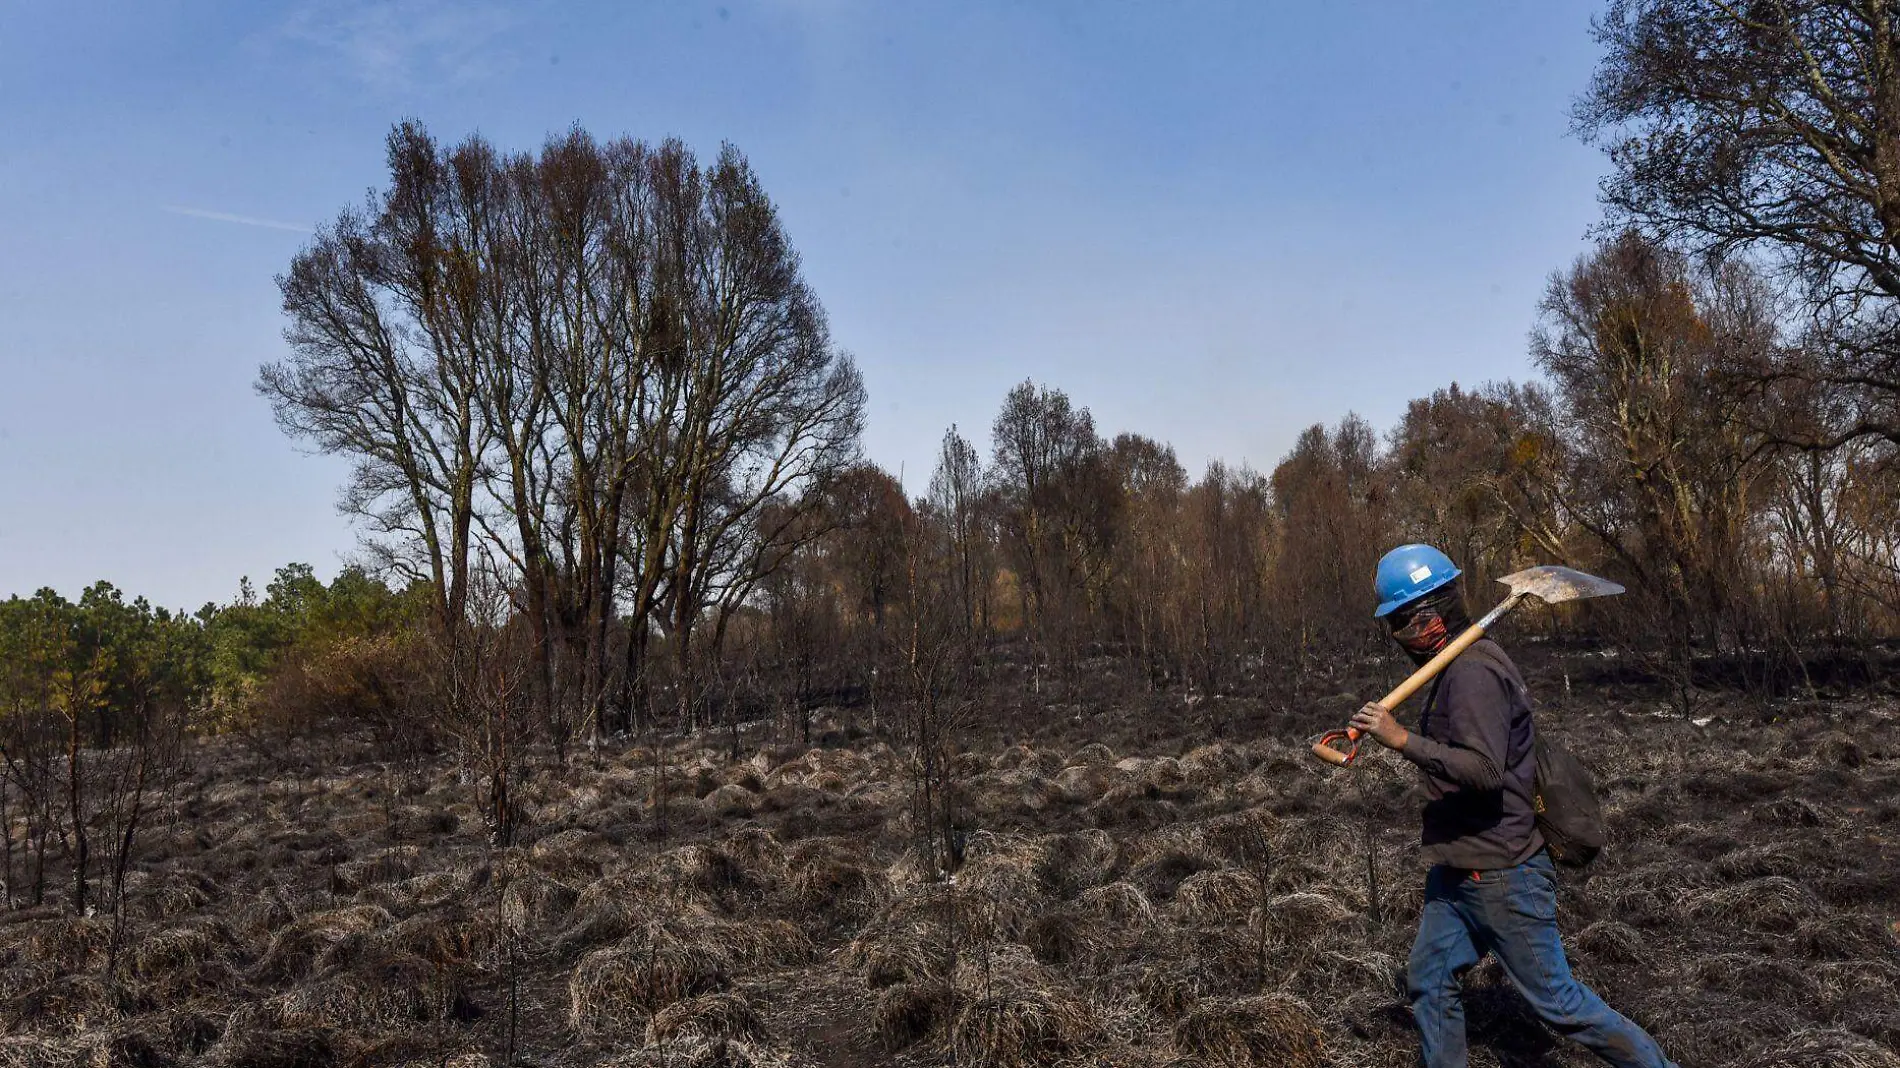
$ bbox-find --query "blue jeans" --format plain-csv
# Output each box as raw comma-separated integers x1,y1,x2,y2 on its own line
1409,851,1677,1067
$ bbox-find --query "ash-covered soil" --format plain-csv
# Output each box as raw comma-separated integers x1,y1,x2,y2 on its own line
3,686,1898,1068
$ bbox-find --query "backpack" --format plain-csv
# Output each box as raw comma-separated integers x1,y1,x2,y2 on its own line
1533,734,1608,869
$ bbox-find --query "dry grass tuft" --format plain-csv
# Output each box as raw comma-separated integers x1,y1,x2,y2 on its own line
528,828,620,882
1033,829,1119,898
0,974,124,1037
250,905,392,985
645,992,771,1046
9,918,114,975
133,871,222,920
1172,994,1326,1068
1258,890,1354,932
949,987,1094,1068
203,1029,344,1068
707,784,756,817
1171,869,1260,926
382,904,501,969
330,845,422,895
1686,875,1825,931
567,915,804,1035
557,871,718,958
1570,919,1649,969
1811,731,1868,768
130,920,243,1005
874,980,953,1051
1052,763,1116,804
1128,842,1218,904
1024,906,1102,967
570,926,728,1034
1739,1030,1900,1068
277,945,472,1030
1181,742,1250,786
501,868,580,936
843,917,947,988
783,840,889,928
950,941,1047,999
1073,881,1159,928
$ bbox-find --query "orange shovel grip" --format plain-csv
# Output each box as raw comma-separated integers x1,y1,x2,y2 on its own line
1311,727,1362,766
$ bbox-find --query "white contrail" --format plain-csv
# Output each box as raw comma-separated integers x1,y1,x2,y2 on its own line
162,205,313,233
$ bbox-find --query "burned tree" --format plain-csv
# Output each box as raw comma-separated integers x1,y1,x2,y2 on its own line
1533,234,1781,707
262,124,489,642
929,426,992,642
265,123,863,742
1268,416,1393,674
1584,0,1900,445
988,381,1115,666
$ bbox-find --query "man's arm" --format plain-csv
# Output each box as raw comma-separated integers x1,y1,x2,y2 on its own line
1397,663,1508,791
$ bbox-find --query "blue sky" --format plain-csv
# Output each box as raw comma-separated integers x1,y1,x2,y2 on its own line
0,1,1609,610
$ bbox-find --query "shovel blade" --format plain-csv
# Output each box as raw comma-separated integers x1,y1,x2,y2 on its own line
1499,565,1624,605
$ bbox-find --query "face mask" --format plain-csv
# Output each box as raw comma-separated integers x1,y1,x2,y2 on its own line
1391,607,1450,658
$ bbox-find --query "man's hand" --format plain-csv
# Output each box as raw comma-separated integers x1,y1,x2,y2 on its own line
1350,702,1409,751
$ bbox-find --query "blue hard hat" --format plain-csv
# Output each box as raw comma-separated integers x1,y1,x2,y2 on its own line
1373,544,1461,618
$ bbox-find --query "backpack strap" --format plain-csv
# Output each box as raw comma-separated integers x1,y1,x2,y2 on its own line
1419,672,1446,735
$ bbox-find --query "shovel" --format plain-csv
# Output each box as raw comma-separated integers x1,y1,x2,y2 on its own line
1310,565,1625,767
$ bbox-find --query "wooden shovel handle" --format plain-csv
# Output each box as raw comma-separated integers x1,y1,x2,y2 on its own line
1376,621,1492,710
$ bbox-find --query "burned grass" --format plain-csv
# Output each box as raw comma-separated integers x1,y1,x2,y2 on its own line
1,690,1896,1067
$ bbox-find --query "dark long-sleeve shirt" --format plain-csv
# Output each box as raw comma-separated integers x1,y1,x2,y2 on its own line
1399,639,1543,870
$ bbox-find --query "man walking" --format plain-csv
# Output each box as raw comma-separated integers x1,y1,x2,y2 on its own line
1347,544,1676,1068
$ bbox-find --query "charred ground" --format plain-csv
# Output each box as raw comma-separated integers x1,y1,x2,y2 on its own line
3,650,1898,1068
